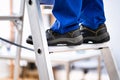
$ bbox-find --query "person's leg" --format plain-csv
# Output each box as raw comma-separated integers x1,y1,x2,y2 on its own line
45,0,84,46
80,0,105,30
51,0,82,34
80,0,110,43
26,0,110,45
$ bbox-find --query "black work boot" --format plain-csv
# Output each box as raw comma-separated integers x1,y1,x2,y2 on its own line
81,24,110,43
26,28,83,46
46,28,83,46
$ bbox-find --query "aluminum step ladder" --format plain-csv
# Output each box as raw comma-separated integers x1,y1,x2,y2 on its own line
26,0,120,80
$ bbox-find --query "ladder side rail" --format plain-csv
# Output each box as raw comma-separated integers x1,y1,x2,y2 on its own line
100,47,120,80
13,0,25,80
26,0,54,80
13,11,24,80
19,0,26,17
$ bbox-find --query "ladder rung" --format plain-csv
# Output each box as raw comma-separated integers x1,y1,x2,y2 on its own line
0,15,22,20
49,43,108,53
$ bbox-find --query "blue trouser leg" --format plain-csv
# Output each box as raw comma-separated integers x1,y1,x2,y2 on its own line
80,0,106,30
51,0,106,34
51,0,82,34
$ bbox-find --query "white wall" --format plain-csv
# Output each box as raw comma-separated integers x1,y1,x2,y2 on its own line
104,0,120,69
0,0,10,39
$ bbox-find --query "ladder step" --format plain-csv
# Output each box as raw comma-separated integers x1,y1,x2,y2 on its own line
0,15,22,20
49,43,108,53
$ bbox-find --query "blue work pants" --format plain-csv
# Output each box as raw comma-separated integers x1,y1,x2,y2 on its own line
50,0,106,34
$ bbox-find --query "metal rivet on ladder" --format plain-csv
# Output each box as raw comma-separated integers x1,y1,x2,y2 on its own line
28,0,32,5
37,49,41,54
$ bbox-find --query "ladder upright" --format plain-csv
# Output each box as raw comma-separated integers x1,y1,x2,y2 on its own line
26,0,54,80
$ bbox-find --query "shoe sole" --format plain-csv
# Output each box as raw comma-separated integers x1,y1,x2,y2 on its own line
48,35,83,46
83,32,110,44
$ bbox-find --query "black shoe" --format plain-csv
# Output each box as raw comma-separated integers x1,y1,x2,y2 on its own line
81,24,110,43
26,28,83,46
46,28,83,46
